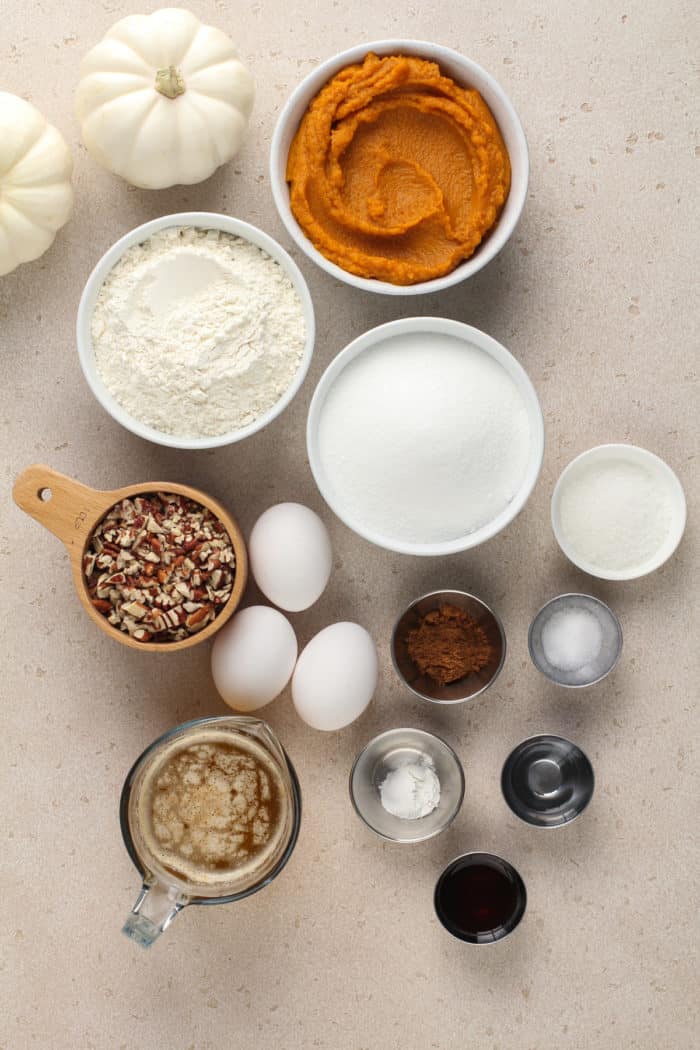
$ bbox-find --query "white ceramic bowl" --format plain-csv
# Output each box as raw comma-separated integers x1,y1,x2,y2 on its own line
76,212,316,450
270,39,529,296
307,317,544,556
551,444,687,580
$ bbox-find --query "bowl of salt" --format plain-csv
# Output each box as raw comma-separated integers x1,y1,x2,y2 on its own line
528,593,623,688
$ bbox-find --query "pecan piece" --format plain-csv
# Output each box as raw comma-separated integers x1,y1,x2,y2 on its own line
84,491,234,643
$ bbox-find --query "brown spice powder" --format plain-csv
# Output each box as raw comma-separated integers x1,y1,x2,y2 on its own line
407,603,494,686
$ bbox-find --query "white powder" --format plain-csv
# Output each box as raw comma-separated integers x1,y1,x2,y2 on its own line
317,333,532,543
558,459,673,571
541,607,603,672
379,757,441,820
92,227,306,438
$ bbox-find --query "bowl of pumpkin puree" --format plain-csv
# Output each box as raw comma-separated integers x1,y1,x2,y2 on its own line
270,41,528,295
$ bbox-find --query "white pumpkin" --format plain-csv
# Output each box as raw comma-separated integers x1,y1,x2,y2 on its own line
75,7,255,190
0,93,73,278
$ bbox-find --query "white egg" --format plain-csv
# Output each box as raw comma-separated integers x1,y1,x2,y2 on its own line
211,606,298,712
292,622,378,731
249,502,332,612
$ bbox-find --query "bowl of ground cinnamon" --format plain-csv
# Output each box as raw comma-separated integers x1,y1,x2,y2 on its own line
391,590,506,703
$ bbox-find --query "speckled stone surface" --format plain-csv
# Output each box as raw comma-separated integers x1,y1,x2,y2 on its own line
1,3,697,1048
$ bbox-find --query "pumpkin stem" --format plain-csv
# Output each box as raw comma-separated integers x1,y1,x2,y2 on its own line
155,66,186,99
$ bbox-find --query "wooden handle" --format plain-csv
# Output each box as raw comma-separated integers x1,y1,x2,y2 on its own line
13,465,249,653
12,465,111,561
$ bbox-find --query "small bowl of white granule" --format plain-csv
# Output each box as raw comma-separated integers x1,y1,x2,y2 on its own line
528,593,623,688
77,213,315,449
551,444,687,580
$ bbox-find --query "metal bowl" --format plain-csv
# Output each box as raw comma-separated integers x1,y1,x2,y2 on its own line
434,852,527,944
391,590,506,704
349,728,465,843
501,734,594,828
528,593,623,688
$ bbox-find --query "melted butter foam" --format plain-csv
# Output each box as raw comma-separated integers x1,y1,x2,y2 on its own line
131,729,291,896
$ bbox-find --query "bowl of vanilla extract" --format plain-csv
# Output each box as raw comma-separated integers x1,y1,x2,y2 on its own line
434,852,527,944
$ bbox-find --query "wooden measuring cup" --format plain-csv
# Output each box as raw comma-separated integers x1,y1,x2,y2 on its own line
13,465,248,652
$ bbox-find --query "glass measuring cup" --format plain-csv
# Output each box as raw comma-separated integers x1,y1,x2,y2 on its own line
120,716,301,947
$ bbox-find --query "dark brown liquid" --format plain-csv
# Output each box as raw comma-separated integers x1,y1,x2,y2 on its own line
436,858,522,938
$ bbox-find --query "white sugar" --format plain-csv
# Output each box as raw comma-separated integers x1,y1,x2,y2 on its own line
541,607,603,672
557,459,673,571
317,333,532,543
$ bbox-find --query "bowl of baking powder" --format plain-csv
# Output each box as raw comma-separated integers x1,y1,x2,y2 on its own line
77,213,315,450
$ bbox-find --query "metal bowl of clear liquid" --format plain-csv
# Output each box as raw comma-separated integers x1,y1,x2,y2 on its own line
501,734,594,828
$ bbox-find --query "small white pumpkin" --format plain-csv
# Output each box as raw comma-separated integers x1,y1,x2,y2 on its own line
76,7,255,190
0,92,73,278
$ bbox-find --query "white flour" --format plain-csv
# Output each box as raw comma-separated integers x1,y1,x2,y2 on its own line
317,333,532,543
92,227,306,438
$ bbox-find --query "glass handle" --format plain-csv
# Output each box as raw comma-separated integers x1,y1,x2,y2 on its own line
122,878,190,948
253,721,287,769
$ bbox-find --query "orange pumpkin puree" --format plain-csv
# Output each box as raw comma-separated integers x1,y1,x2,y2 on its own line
286,53,511,285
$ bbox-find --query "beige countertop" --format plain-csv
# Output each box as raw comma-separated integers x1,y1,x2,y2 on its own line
1,2,697,1048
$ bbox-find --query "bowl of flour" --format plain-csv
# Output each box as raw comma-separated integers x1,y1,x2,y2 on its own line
77,213,315,449
307,317,544,556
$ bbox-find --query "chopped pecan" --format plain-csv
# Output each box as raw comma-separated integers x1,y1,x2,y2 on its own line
83,491,234,643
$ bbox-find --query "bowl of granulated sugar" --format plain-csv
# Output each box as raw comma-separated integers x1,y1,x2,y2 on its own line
306,317,544,556
551,444,686,580
77,213,315,450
